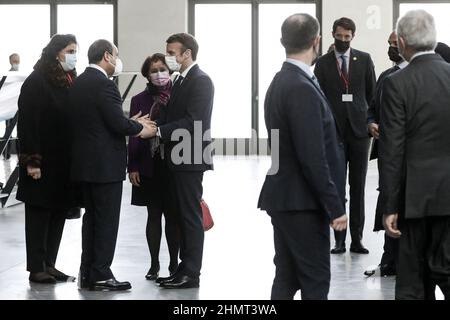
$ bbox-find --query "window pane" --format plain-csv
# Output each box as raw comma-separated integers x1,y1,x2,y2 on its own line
195,4,252,138
57,4,114,73
259,4,316,138
0,5,50,73
400,3,450,45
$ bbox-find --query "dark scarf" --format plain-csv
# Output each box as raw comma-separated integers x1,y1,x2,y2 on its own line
146,81,172,120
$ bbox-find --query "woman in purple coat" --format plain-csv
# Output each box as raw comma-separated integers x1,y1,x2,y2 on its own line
127,54,179,280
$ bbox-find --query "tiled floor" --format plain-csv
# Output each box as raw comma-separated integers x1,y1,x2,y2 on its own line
0,156,443,300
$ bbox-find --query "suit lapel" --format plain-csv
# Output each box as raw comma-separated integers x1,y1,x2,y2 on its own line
349,49,359,87
167,65,199,111
329,53,346,92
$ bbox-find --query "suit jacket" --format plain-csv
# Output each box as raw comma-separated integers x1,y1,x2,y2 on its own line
314,48,376,138
258,62,346,220
69,67,143,183
158,64,214,172
368,65,401,160
16,70,74,209
379,54,450,219
127,89,155,178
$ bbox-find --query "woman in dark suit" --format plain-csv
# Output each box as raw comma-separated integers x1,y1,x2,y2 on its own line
17,34,78,284
128,54,179,280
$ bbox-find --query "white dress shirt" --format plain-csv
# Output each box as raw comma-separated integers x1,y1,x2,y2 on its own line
335,47,351,74
88,64,108,78
410,50,435,62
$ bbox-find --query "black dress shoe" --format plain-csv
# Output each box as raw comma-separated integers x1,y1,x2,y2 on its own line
156,272,178,284
350,243,369,254
380,264,396,276
331,242,346,254
145,270,159,281
29,272,57,284
159,275,199,289
47,267,76,282
90,278,132,291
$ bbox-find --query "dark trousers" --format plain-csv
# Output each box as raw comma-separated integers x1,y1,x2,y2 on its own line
2,119,12,159
269,210,330,300
170,171,204,278
80,182,122,282
380,232,399,268
396,216,450,300
334,126,370,244
25,204,66,272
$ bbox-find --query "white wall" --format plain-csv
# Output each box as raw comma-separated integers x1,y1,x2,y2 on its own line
117,0,395,110
117,0,187,110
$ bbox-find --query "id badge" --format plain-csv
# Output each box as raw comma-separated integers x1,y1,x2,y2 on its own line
342,94,353,102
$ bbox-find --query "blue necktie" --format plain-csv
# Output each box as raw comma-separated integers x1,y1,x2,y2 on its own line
340,55,348,79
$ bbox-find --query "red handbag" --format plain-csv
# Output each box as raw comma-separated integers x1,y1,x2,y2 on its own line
201,199,214,231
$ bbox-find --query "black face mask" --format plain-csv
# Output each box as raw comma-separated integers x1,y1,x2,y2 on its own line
388,46,403,63
334,38,351,53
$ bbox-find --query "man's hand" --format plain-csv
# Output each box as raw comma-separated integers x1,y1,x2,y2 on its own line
130,111,143,121
383,213,402,238
27,166,41,180
128,172,140,187
139,122,157,139
368,123,380,139
330,214,347,231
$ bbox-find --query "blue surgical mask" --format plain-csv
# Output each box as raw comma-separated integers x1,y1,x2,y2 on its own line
60,53,77,71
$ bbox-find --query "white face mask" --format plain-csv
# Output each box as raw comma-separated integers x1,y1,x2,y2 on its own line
165,55,181,72
150,71,170,86
112,57,123,77
60,53,77,71
11,64,19,71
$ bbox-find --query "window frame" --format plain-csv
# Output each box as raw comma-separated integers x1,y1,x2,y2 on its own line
0,0,117,45
188,0,322,154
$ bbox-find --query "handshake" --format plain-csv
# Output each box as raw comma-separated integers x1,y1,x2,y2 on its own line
131,111,158,139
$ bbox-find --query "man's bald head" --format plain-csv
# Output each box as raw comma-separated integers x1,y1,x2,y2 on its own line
281,13,320,54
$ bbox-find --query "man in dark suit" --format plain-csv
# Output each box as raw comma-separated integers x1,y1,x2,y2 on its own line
155,33,214,289
380,10,450,300
365,31,408,278
69,39,156,291
314,17,376,254
258,13,347,300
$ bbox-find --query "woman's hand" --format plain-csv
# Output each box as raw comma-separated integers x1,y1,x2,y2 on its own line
128,172,141,187
27,166,41,180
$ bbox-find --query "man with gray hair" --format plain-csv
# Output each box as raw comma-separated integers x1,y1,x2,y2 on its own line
379,10,450,300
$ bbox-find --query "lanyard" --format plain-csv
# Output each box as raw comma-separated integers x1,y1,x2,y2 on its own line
66,73,73,85
336,55,350,93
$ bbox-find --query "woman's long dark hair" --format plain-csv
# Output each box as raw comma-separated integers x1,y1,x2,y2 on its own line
34,34,77,88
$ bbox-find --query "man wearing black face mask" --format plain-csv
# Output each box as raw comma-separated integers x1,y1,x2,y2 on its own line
364,31,408,278
314,17,376,255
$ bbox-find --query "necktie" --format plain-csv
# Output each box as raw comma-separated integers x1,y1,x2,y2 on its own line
171,75,184,96
340,55,348,79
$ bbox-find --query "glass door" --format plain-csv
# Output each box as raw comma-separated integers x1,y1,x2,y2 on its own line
190,0,320,155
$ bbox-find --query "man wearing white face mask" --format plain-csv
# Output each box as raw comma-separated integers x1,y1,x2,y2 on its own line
69,39,157,291
9,53,20,71
155,33,214,289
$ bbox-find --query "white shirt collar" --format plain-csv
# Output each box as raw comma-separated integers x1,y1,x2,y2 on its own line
286,58,314,79
89,64,108,78
410,50,435,62
398,60,409,69
180,61,198,78
335,47,351,59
